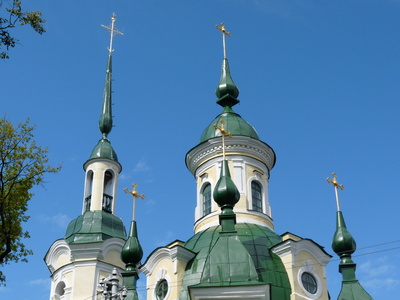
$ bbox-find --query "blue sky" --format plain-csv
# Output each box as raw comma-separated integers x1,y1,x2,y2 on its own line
1,1,400,299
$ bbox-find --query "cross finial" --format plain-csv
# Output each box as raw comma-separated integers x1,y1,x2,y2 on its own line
124,183,145,221
215,22,231,59
327,172,344,212
214,119,232,160
216,22,231,37
101,13,123,54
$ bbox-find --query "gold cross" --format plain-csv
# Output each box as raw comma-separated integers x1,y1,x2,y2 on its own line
214,119,232,159
327,173,344,211
101,13,124,53
215,22,231,37
124,183,145,221
215,22,231,59
124,183,145,200
327,173,344,190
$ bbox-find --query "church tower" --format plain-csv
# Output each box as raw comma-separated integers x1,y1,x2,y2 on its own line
141,24,332,300
45,15,127,300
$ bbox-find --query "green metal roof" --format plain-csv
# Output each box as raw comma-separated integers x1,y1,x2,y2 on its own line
65,211,126,244
87,138,119,162
199,106,260,142
179,223,291,299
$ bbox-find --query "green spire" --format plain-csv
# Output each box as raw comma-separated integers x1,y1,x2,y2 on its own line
213,160,240,232
215,58,240,107
332,211,356,260
328,173,373,300
121,183,145,300
332,211,374,300
121,220,143,300
215,58,240,108
99,53,113,138
121,221,143,270
214,23,240,108
85,15,123,165
85,52,120,165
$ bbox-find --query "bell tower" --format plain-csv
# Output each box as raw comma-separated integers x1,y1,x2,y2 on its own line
44,14,127,300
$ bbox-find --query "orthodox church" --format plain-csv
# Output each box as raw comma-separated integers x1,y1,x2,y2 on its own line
44,17,373,300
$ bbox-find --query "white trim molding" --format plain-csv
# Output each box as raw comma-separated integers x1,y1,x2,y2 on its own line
189,284,271,300
141,245,195,276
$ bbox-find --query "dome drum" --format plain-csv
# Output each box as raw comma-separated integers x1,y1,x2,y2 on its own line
186,136,276,176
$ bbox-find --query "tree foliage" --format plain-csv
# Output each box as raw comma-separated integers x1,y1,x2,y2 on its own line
0,117,60,283
0,0,45,59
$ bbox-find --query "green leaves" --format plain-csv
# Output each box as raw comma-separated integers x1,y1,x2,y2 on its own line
0,0,45,59
0,117,60,284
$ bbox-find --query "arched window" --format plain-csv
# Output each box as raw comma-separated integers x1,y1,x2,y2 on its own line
202,184,212,216
54,281,66,299
251,181,262,212
84,171,94,212
102,170,114,213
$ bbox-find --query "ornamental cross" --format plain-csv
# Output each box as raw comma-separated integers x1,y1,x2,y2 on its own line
124,183,145,221
326,173,344,212
214,119,232,160
101,13,124,53
215,22,231,58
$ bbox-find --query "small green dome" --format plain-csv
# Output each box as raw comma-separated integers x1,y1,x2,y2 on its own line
200,106,259,142
121,221,143,271
179,223,291,300
65,211,126,244
88,138,119,162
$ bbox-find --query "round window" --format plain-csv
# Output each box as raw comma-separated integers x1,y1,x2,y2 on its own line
301,272,317,294
155,279,168,300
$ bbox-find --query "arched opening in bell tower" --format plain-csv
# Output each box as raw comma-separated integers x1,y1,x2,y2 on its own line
84,170,94,212
102,170,114,213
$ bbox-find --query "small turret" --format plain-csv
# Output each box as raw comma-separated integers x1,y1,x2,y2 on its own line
327,173,374,300
121,184,145,300
212,120,240,233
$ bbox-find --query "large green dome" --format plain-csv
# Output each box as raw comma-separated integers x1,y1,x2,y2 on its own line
179,223,291,299
200,106,260,143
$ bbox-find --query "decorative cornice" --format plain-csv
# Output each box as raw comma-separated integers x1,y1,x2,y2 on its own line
45,239,71,273
140,245,195,276
69,237,126,261
83,156,122,173
194,210,274,233
186,136,275,175
271,239,331,267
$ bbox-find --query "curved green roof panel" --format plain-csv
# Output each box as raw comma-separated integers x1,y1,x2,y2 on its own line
65,211,126,244
88,138,119,162
179,223,291,300
200,106,260,143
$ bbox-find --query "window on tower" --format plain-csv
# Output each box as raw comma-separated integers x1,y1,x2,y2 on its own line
102,170,114,213
54,281,66,299
251,181,263,213
84,171,94,212
202,183,212,216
